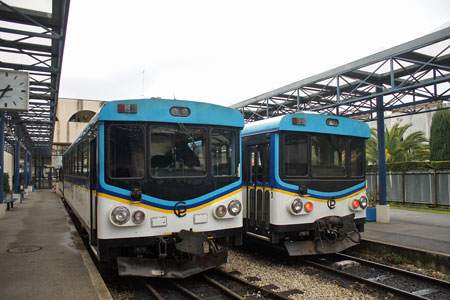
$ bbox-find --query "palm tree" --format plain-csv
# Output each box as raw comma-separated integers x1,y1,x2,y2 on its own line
366,123,429,164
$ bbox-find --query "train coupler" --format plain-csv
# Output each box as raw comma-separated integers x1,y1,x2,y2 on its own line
314,214,361,252
157,237,168,259
175,229,208,255
284,214,361,256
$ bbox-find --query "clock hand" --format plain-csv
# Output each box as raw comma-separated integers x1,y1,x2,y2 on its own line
0,84,13,99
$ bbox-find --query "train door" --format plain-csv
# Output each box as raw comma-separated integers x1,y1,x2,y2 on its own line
247,143,271,237
89,138,98,246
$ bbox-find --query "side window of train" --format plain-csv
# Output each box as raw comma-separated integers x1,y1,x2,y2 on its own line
82,140,89,177
109,124,145,178
70,150,74,175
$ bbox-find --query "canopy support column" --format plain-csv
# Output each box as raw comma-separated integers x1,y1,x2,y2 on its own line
0,113,5,217
376,86,390,223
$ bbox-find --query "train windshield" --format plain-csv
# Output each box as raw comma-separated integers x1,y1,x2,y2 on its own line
150,125,207,177
109,124,145,178
283,132,365,178
311,135,347,177
106,122,240,200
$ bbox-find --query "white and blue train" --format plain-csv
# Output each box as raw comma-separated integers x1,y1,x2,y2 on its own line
241,113,370,255
60,98,244,278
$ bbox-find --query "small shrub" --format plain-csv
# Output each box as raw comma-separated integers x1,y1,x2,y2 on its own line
3,173,10,194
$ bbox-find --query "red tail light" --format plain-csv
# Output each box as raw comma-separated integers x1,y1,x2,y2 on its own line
304,202,313,212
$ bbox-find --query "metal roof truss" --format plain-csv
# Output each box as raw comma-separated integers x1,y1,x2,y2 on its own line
231,27,450,123
0,0,70,156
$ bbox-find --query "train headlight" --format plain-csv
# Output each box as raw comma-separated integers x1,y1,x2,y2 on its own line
132,210,146,224
304,201,313,212
352,199,360,209
359,196,368,209
228,200,242,216
215,205,227,218
111,206,130,225
291,198,303,214
170,106,191,117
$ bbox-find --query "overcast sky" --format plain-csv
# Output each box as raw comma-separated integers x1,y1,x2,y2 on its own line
13,0,450,107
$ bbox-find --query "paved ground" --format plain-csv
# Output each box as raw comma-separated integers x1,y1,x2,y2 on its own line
363,208,450,255
0,190,110,300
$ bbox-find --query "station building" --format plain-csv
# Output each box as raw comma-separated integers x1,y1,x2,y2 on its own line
52,98,105,168
1,98,104,193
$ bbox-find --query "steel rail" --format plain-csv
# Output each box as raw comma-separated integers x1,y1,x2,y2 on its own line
213,268,294,300
302,258,430,300
201,273,244,299
336,253,450,288
142,280,165,300
168,279,202,300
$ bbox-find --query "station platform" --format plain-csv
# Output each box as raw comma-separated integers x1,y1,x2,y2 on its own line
0,190,111,300
362,208,450,256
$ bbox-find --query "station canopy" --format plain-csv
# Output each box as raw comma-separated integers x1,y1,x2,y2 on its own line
0,0,70,156
231,27,450,123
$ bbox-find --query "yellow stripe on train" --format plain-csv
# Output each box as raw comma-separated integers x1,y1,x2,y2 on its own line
97,187,243,214
245,186,366,202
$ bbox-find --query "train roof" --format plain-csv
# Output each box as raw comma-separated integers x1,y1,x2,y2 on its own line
242,113,371,139
64,98,244,156
97,98,244,126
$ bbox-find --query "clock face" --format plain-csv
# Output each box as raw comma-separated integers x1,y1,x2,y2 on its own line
0,69,29,112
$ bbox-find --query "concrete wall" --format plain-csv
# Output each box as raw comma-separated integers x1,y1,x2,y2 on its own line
367,110,436,140
53,98,105,145
4,152,14,192
2,98,105,187
52,98,105,168
367,103,450,139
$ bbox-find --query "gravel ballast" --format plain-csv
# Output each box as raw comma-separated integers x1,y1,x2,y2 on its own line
222,248,384,300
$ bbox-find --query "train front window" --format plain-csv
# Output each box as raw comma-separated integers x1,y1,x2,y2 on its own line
311,135,346,177
282,133,365,178
284,134,308,176
109,124,145,178
150,125,206,177
350,139,364,177
211,129,236,176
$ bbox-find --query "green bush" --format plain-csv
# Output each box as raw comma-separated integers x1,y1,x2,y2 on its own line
430,109,450,161
367,161,450,172
3,173,10,194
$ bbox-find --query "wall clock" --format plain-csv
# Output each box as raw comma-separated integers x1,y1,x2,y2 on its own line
0,69,29,112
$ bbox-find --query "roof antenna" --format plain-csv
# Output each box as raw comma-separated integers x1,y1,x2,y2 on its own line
141,69,145,97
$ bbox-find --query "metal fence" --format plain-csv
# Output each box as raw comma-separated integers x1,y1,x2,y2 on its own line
366,170,450,206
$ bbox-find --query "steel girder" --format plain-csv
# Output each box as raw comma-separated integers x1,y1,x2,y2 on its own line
0,0,70,156
231,27,450,123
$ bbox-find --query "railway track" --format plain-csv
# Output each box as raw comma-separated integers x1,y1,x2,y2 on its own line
303,253,450,300
143,268,303,300
66,201,300,300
